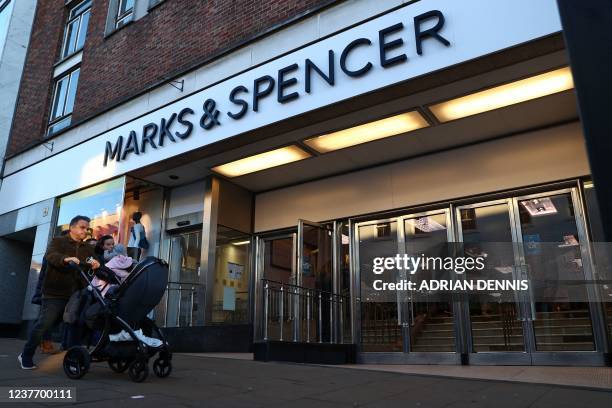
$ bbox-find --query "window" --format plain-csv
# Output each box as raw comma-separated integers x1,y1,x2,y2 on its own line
48,68,80,136
0,0,13,56
55,178,125,239
60,0,91,60
148,0,164,9
115,0,135,28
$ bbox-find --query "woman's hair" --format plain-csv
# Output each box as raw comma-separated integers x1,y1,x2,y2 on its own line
94,235,114,256
132,212,142,222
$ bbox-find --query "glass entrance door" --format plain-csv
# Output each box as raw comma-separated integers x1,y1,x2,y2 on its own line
164,230,202,327
457,188,598,364
356,210,460,361
297,220,334,342
516,191,595,353
357,219,401,352
401,211,457,353
456,200,530,364
255,233,297,341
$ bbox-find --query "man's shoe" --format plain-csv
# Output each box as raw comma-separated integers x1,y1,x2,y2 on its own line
40,340,59,354
18,354,37,370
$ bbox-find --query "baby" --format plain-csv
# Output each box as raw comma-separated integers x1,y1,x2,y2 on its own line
92,244,135,296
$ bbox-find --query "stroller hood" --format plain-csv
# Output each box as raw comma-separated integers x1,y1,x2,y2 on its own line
113,256,168,326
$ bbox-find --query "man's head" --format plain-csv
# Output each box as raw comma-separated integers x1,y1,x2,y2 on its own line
132,212,142,223
68,215,91,241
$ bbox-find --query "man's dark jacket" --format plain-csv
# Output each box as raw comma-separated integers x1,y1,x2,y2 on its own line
43,235,95,299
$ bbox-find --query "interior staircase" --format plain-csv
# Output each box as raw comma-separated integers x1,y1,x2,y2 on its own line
363,309,598,352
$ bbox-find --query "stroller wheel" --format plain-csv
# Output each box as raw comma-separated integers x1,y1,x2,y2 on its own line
153,357,172,378
63,346,90,380
128,358,149,382
108,358,130,373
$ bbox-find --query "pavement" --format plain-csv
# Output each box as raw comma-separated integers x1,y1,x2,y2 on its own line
1,339,612,407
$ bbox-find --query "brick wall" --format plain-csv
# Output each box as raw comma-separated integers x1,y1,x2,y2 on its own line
8,0,337,157
7,0,66,156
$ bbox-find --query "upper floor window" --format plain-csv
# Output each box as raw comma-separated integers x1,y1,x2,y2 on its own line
115,0,135,28
48,67,80,136
60,0,92,60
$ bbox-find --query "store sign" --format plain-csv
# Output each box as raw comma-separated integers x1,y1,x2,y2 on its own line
103,11,451,166
0,0,562,215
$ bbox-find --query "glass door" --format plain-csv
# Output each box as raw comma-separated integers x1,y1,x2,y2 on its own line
356,219,402,352
297,220,334,342
456,199,531,364
400,210,457,354
515,190,596,353
254,232,297,341
457,188,600,364
164,230,202,327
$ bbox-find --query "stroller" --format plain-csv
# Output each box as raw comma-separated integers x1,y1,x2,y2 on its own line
62,256,172,382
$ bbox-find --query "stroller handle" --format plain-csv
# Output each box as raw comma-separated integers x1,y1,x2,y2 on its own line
67,260,95,284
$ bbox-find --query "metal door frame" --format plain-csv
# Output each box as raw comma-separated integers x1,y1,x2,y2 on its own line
455,188,607,366
297,219,336,342
253,231,297,342
455,198,533,365
512,187,607,365
354,210,462,364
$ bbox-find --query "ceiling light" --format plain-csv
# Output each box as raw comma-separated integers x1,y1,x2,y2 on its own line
212,145,311,178
429,67,574,122
232,240,250,246
303,111,429,153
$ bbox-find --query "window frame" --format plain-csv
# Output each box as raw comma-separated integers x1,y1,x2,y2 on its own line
59,0,92,61
47,66,81,136
0,0,11,13
115,0,135,29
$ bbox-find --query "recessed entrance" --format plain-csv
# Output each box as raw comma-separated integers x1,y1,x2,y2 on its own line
354,185,607,365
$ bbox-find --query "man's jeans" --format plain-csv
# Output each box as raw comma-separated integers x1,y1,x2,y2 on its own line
22,298,67,359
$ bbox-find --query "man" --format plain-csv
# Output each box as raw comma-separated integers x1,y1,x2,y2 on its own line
18,215,100,370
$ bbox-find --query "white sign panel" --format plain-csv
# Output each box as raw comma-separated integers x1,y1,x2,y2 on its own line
0,0,562,215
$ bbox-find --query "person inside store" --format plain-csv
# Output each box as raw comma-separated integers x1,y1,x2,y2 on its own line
18,215,100,370
127,211,147,261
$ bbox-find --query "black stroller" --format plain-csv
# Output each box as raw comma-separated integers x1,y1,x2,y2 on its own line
62,257,172,382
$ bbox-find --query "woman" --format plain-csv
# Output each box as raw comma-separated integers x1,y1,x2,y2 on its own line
94,235,115,265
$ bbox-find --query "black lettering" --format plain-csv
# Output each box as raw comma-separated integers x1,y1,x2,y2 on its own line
228,85,249,120
277,63,299,104
140,123,158,153
379,22,407,67
414,10,450,55
340,38,373,77
252,75,275,112
121,131,140,161
176,107,194,139
305,50,335,93
103,136,123,166
158,113,177,146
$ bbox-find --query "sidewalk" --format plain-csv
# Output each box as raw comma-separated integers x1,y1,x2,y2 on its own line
187,352,612,390
1,339,612,407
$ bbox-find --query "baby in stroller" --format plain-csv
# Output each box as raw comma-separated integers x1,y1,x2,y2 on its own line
92,244,134,296
90,244,162,348
63,256,172,382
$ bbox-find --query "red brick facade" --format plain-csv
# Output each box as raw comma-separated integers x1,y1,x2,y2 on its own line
8,0,337,157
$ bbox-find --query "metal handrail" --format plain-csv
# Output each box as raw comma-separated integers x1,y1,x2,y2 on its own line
163,282,202,327
261,278,350,344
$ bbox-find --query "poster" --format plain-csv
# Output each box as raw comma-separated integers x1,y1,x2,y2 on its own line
228,262,244,280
